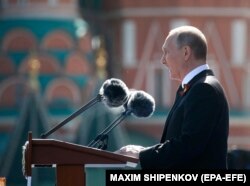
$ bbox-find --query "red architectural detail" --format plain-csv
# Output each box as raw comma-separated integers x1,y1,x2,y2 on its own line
45,78,82,106
78,33,92,53
0,55,16,75
2,28,37,51
42,30,74,50
65,52,90,75
0,77,27,107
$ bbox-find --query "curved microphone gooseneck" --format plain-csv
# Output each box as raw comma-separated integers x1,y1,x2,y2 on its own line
88,90,155,150
40,94,103,139
87,110,131,150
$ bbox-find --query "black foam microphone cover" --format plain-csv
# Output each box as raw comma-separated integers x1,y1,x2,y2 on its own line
99,78,129,107
127,90,155,118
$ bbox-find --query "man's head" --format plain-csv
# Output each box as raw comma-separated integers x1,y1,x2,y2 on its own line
161,26,207,81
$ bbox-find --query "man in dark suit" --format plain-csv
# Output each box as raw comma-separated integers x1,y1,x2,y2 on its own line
117,26,229,169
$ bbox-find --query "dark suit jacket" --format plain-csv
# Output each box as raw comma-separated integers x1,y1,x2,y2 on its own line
139,69,229,169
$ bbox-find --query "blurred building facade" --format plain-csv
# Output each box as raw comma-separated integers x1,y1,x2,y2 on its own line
0,0,250,185
97,0,250,150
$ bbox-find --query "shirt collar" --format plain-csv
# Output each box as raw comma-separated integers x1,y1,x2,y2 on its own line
182,64,210,88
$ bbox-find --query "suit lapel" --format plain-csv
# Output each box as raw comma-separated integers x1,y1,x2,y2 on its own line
160,85,184,142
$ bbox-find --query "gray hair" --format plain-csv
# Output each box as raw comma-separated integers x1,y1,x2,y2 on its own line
170,26,207,60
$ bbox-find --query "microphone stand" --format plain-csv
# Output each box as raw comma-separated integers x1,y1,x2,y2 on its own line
40,94,103,139
88,110,131,150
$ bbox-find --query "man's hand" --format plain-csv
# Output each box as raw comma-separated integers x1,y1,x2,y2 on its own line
115,145,145,158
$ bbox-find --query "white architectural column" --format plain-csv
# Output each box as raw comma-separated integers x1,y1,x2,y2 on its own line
122,20,137,67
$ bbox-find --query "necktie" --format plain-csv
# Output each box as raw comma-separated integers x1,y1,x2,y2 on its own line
179,84,190,96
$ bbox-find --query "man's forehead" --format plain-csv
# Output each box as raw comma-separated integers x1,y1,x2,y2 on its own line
162,35,174,48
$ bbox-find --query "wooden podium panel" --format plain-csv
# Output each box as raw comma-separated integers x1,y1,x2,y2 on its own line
23,132,138,186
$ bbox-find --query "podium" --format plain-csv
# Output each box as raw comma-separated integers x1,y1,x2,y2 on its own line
22,132,138,186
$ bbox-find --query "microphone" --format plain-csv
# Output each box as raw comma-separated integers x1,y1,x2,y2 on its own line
40,78,129,139
88,90,155,149
126,90,155,118
100,78,130,107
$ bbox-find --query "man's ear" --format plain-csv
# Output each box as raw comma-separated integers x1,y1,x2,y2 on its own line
182,45,191,61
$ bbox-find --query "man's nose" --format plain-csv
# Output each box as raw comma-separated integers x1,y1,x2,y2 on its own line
161,55,166,64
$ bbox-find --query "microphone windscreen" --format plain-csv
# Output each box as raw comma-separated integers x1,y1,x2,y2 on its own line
99,78,129,107
127,90,155,118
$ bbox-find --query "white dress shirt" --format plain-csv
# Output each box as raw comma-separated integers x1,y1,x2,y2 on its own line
182,64,210,88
